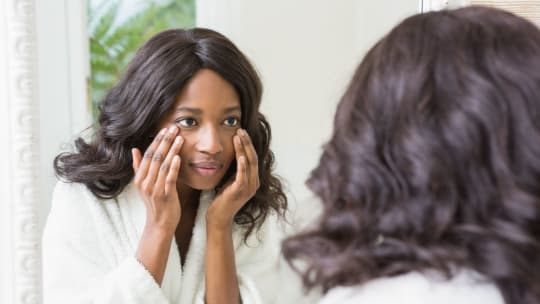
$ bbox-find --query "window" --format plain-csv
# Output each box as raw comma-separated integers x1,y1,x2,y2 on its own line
88,0,195,119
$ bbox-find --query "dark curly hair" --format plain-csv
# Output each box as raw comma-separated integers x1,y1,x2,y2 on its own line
283,6,540,304
54,28,287,240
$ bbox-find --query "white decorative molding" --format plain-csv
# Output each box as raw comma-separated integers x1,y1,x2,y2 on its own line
1,0,41,304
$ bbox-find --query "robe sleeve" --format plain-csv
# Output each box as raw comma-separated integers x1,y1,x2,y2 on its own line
42,182,170,304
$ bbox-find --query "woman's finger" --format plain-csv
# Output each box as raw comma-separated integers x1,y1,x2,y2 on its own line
234,155,248,192
239,129,257,167
164,155,182,197
231,134,247,188
239,129,259,185
132,148,142,173
154,135,183,197
136,128,167,183
144,126,179,188
234,132,249,176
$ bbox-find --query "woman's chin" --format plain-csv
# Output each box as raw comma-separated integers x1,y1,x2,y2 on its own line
180,178,222,191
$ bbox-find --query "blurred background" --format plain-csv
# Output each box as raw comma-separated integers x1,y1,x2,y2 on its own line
2,0,540,303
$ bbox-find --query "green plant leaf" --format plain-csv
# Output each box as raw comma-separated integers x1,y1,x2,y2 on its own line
88,0,195,121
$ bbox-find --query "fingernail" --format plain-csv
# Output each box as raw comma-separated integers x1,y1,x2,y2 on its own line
169,126,177,133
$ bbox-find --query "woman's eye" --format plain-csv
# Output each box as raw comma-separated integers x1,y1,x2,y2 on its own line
176,118,197,127
224,117,239,127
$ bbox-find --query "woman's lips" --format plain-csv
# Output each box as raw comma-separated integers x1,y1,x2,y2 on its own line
189,161,223,176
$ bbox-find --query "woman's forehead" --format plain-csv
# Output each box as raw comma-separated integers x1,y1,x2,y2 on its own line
173,69,240,111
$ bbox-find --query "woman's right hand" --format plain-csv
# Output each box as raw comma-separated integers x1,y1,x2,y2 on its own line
132,126,184,235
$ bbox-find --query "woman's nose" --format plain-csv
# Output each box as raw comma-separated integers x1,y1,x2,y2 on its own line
195,126,223,155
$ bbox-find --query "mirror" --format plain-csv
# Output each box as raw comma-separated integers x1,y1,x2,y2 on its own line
1,1,420,302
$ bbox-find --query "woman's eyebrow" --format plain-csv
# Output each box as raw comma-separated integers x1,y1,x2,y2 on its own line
174,105,240,115
175,107,202,114
223,106,241,114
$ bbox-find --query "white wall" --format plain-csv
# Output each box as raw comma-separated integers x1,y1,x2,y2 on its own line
35,0,90,233
196,0,419,221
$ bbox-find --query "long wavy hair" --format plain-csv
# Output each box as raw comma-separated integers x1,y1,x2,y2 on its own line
54,28,287,240
282,6,540,304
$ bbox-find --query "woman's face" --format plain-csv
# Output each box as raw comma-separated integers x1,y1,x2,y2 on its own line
157,68,241,191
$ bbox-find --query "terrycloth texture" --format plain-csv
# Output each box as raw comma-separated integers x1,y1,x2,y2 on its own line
42,181,294,304
319,270,504,304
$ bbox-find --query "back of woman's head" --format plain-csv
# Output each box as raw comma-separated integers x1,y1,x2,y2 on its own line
55,28,286,239
283,6,540,303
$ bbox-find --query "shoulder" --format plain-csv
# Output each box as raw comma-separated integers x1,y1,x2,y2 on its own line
320,270,504,304
48,181,100,224
45,181,127,239
43,181,106,256
44,182,105,237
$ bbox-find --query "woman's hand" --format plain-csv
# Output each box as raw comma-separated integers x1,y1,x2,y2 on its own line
132,126,184,235
206,128,260,231
204,129,257,303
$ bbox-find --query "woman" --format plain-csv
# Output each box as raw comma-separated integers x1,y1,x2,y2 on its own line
283,6,540,304
43,28,287,304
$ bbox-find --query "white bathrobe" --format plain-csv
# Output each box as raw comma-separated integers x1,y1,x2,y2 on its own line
319,270,504,304
42,181,297,304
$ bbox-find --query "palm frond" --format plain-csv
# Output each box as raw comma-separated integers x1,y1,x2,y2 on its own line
89,2,119,41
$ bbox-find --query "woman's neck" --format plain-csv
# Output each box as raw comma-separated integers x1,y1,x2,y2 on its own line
177,183,201,213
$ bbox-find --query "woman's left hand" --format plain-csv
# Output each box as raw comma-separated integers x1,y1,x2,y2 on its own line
206,128,260,231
